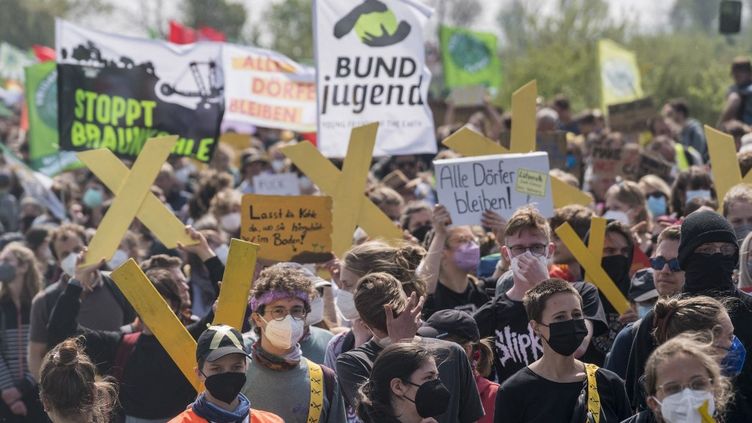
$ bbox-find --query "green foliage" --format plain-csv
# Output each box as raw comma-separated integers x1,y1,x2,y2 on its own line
263,0,313,62
182,0,247,42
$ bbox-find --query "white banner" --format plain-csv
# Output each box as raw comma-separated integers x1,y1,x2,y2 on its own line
433,152,554,226
222,44,316,132
314,0,437,157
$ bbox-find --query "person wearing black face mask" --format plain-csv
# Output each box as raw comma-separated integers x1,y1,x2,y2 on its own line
625,210,752,423
494,279,631,423
170,325,283,423
357,342,450,423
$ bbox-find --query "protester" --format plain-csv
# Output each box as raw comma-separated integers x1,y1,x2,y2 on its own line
39,338,118,423
45,227,223,422
720,56,752,126
28,223,135,380
722,183,752,243
669,166,716,218
738,231,752,293
0,243,46,421
624,333,733,423
638,175,672,221
549,205,594,282
605,226,684,378
336,272,484,423
417,309,498,423
244,265,346,423
663,99,708,162
494,279,631,422
624,210,752,422
169,325,283,423
478,206,607,382
356,342,449,423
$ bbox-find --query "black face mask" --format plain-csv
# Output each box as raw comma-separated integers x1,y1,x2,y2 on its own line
203,371,246,404
540,318,589,356
601,255,631,288
405,379,451,418
410,224,432,243
0,263,15,283
683,252,737,294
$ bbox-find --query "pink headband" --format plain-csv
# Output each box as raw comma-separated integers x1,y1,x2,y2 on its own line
250,290,309,312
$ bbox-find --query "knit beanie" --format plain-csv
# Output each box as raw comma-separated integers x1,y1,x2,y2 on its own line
677,210,738,269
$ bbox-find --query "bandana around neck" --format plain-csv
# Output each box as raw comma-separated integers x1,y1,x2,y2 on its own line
252,341,302,371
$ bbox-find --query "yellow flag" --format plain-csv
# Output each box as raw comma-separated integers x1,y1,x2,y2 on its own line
599,39,643,110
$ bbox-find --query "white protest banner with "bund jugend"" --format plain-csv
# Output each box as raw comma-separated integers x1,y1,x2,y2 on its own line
313,0,437,158
434,152,554,226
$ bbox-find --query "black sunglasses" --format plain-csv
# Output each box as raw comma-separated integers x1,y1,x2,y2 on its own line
650,256,681,272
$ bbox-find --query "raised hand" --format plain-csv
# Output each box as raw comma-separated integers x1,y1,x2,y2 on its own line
385,292,424,342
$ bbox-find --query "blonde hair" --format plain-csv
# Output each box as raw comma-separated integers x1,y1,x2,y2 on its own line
739,231,752,291
639,175,672,208
0,243,42,307
344,241,427,297
606,180,650,223
644,332,732,415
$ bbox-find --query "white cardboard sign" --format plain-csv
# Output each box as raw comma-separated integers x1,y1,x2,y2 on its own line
252,172,302,196
433,152,554,225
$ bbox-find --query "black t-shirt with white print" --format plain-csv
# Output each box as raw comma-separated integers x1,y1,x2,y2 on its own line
473,281,607,384
423,276,489,318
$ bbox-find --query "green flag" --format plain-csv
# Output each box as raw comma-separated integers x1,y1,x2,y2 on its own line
24,62,81,176
440,25,501,90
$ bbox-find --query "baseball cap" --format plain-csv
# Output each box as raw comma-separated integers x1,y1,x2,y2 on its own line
196,325,249,365
417,309,480,342
628,269,659,303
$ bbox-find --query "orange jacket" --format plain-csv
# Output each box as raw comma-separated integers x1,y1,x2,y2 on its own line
169,408,283,423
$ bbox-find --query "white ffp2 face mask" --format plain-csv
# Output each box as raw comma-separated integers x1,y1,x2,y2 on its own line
60,252,78,278
220,212,241,233
336,289,359,321
657,389,715,423
603,210,630,226
510,251,548,284
261,315,305,350
306,296,324,326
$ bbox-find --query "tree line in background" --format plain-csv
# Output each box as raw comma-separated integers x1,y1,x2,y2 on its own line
3,0,752,125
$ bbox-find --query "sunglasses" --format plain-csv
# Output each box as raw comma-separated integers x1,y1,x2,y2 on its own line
650,256,681,272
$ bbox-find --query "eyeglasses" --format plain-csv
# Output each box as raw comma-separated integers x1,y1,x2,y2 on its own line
266,306,307,321
694,243,737,256
656,376,713,397
508,244,547,257
650,256,681,272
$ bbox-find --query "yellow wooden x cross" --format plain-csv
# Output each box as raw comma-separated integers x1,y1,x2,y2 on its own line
281,123,402,258
110,238,259,391
705,125,752,212
555,217,630,314
76,136,197,267
442,81,592,208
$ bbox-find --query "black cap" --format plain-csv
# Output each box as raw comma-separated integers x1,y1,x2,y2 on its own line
678,210,738,269
628,269,658,302
196,325,249,365
417,309,479,342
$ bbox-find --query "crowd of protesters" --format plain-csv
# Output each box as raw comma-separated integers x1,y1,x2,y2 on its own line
0,56,751,423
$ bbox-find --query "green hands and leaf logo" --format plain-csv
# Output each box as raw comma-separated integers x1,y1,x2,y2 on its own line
334,0,411,47
448,32,491,74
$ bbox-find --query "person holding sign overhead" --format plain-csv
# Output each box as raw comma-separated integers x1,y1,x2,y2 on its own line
493,279,631,423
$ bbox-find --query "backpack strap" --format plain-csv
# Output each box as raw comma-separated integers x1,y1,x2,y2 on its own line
306,359,324,423
320,363,336,407
111,332,141,383
585,363,601,423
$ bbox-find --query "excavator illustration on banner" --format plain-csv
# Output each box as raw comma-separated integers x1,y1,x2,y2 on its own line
156,60,223,111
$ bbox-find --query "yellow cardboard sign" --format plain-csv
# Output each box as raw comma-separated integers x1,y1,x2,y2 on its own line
111,259,201,391
515,168,547,197
555,221,630,314
281,123,402,257
240,195,333,262
584,217,606,284
443,127,592,208
705,125,752,212
511,80,537,153
77,136,197,267
213,238,259,330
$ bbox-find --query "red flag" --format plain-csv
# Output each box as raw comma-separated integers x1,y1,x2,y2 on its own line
198,26,226,42
32,45,55,62
169,20,197,44
630,245,652,277
301,132,317,146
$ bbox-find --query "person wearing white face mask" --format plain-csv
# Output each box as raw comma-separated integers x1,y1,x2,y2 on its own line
206,188,242,236
476,206,608,384
244,266,346,423
622,333,733,423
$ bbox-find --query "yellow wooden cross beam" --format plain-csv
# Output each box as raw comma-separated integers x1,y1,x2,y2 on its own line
281,123,402,257
76,136,197,267
555,218,630,314
213,238,259,330
441,81,592,208
705,125,752,212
